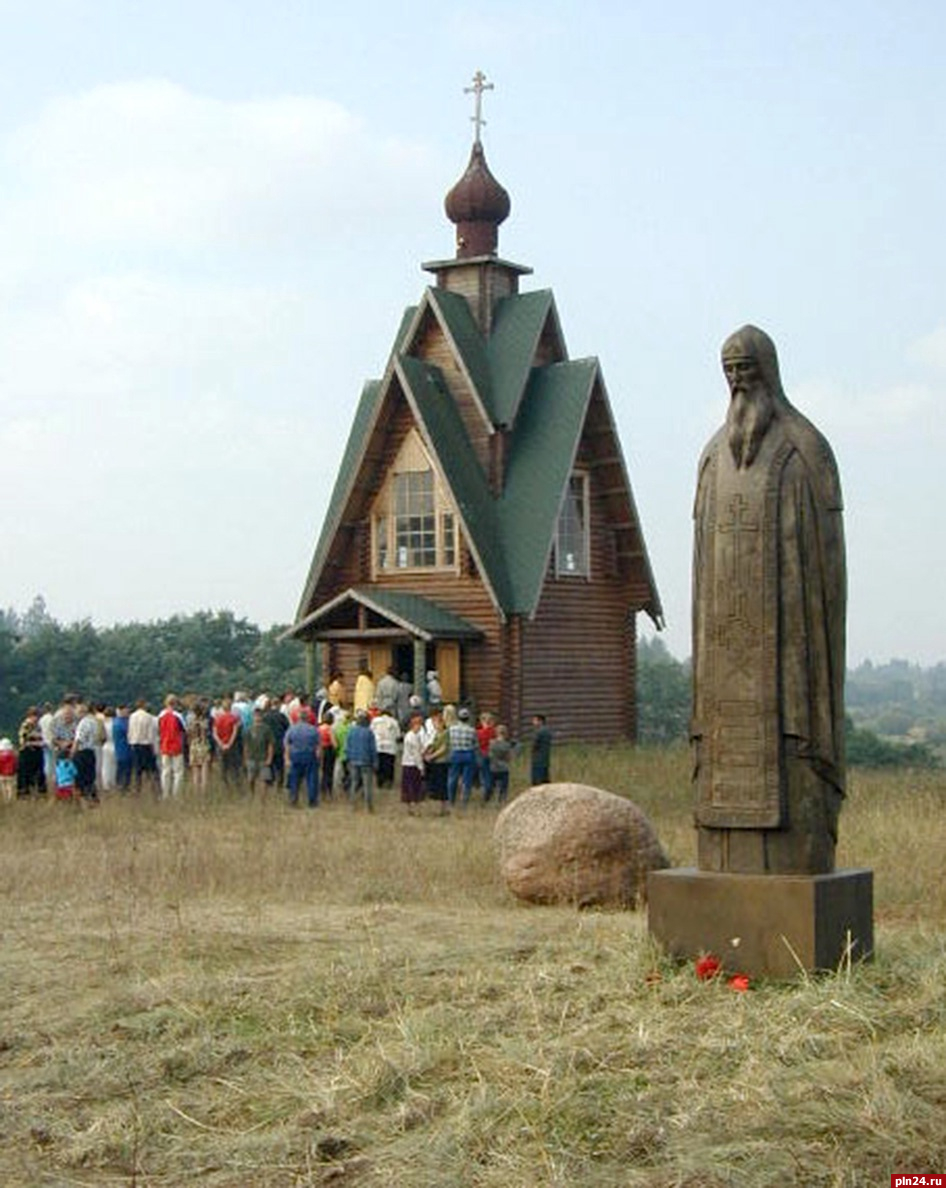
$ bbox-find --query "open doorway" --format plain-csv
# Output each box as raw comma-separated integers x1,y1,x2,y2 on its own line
393,642,414,683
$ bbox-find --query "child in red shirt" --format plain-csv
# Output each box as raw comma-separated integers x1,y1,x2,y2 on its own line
476,713,496,802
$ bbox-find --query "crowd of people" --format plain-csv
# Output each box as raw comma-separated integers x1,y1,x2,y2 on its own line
2,666,554,813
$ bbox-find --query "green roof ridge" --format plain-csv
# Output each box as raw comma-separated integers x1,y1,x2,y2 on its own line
393,304,419,353
294,293,661,631
425,288,495,423
295,378,383,619
349,586,482,639
397,354,513,609
488,289,556,427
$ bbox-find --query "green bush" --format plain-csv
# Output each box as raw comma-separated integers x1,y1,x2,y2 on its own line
845,715,938,768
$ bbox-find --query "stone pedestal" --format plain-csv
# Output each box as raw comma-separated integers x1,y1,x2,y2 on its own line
647,867,873,979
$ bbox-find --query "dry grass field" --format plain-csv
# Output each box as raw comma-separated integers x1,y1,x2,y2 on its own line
2,745,946,1187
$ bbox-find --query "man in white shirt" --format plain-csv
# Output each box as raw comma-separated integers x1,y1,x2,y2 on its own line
128,700,156,790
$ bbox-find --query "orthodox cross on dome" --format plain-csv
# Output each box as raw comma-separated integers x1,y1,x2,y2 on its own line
464,70,494,144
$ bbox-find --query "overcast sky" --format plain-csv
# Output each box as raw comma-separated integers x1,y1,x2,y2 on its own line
2,1,944,666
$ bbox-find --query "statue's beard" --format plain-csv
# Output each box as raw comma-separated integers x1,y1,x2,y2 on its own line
727,385,776,469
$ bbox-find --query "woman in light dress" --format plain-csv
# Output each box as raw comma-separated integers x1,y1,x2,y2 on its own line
187,700,212,791
100,706,117,791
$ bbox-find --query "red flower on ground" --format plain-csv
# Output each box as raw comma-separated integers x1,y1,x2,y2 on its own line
728,974,750,992
694,954,722,981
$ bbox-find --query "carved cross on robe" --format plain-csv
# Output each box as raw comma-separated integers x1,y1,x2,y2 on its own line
716,492,761,667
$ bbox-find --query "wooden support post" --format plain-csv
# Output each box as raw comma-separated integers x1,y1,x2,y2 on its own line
413,638,426,702
304,641,315,700
320,642,330,693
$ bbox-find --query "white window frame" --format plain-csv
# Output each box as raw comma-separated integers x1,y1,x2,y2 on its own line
555,470,590,578
371,432,459,577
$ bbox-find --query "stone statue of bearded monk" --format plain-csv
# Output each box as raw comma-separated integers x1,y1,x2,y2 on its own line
692,325,846,875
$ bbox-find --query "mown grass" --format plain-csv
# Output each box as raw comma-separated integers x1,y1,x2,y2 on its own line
2,745,945,1186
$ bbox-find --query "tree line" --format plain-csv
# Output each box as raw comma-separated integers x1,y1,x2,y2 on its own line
635,635,940,768
0,597,305,735
846,657,946,746
1,599,940,767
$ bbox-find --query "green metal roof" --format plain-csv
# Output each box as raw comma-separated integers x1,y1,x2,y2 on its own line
393,304,419,353
295,379,383,620
397,354,513,609
295,303,421,620
287,585,482,641
398,351,604,615
498,358,598,612
293,286,661,628
488,289,559,426
295,380,385,622
350,587,482,639
425,288,495,422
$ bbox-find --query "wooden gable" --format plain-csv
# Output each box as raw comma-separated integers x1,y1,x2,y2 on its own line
402,293,494,473
575,376,661,610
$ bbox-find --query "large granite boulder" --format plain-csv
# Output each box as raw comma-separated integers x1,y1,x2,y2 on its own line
494,783,670,908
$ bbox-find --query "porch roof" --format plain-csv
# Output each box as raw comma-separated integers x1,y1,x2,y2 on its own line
283,586,484,643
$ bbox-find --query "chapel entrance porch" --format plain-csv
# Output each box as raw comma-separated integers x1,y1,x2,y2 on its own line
283,586,482,707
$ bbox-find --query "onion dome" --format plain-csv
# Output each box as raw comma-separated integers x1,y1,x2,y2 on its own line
444,141,511,258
